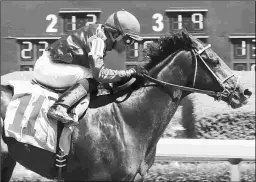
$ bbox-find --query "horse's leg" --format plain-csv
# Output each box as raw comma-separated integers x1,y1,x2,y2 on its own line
1,151,16,182
1,85,16,182
1,121,16,182
133,173,144,182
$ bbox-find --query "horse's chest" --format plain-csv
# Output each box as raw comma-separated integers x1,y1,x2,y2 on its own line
71,111,142,180
68,151,140,181
71,130,141,180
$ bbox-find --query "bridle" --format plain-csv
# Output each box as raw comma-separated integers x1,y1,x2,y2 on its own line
143,44,240,102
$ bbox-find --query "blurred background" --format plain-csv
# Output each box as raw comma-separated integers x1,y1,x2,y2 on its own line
1,1,255,74
1,1,255,181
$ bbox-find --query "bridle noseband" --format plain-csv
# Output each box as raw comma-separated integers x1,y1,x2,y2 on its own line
144,44,240,103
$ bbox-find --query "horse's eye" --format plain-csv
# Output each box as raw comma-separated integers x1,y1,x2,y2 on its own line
212,58,221,68
216,58,220,64
207,53,220,66
208,52,215,58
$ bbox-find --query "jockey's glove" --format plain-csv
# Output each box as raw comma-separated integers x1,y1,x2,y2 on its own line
130,66,149,78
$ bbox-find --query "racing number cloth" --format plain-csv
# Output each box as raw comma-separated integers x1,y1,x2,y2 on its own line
3,80,73,155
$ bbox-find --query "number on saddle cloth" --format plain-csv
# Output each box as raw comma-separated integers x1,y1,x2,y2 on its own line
3,81,58,151
3,80,89,155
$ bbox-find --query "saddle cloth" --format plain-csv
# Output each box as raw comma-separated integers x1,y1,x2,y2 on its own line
3,80,90,155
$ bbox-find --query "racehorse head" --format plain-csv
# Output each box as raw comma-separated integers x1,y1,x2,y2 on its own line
144,29,251,108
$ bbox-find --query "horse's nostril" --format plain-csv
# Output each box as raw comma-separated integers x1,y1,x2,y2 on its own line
244,89,252,97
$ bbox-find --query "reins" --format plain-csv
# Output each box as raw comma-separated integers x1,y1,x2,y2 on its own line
142,44,240,102
143,74,220,96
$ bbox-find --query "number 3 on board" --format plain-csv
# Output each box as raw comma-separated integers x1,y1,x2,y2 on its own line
152,13,164,32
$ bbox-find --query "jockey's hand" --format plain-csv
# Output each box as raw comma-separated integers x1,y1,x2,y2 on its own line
130,66,148,79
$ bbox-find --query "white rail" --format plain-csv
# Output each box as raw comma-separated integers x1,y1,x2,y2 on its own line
155,139,255,182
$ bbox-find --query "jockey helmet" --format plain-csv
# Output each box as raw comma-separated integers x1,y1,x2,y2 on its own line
105,9,142,45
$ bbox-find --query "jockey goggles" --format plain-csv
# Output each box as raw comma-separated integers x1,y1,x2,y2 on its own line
105,12,142,46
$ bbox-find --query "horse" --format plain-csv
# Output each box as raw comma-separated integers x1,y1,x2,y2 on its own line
1,30,252,181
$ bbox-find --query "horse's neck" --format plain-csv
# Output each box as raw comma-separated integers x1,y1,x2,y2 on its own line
122,58,189,150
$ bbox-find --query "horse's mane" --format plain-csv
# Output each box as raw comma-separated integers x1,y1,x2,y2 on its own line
131,29,197,90
144,29,197,71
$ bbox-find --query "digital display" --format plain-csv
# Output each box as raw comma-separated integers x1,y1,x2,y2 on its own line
36,39,57,59
250,39,255,59
19,40,34,61
17,38,59,71
250,63,255,71
166,9,207,33
230,37,255,71
8,6,253,73
59,9,101,33
233,39,247,59
20,65,34,71
126,36,208,62
126,37,159,62
231,38,255,60
18,38,59,62
233,63,247,71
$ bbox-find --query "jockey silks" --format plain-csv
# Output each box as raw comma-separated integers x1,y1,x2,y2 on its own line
45,24,106,67
34,23,135,88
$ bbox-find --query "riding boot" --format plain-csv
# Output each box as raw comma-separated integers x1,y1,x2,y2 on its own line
47,82,89,126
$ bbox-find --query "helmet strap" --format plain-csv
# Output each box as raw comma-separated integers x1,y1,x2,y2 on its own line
108,31,115,42
107,31,118,49
105,23,122,41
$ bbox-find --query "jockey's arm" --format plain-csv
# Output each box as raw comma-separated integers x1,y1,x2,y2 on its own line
88,38,135,83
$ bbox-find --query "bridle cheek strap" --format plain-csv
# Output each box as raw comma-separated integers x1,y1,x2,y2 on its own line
197,44,211,54
193,46,239,101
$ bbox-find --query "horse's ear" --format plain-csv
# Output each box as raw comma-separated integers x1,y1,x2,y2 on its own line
181,29,193,46
181,29,189,39
182,32,186,40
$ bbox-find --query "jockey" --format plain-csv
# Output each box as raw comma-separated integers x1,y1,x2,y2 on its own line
33,9,148,126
